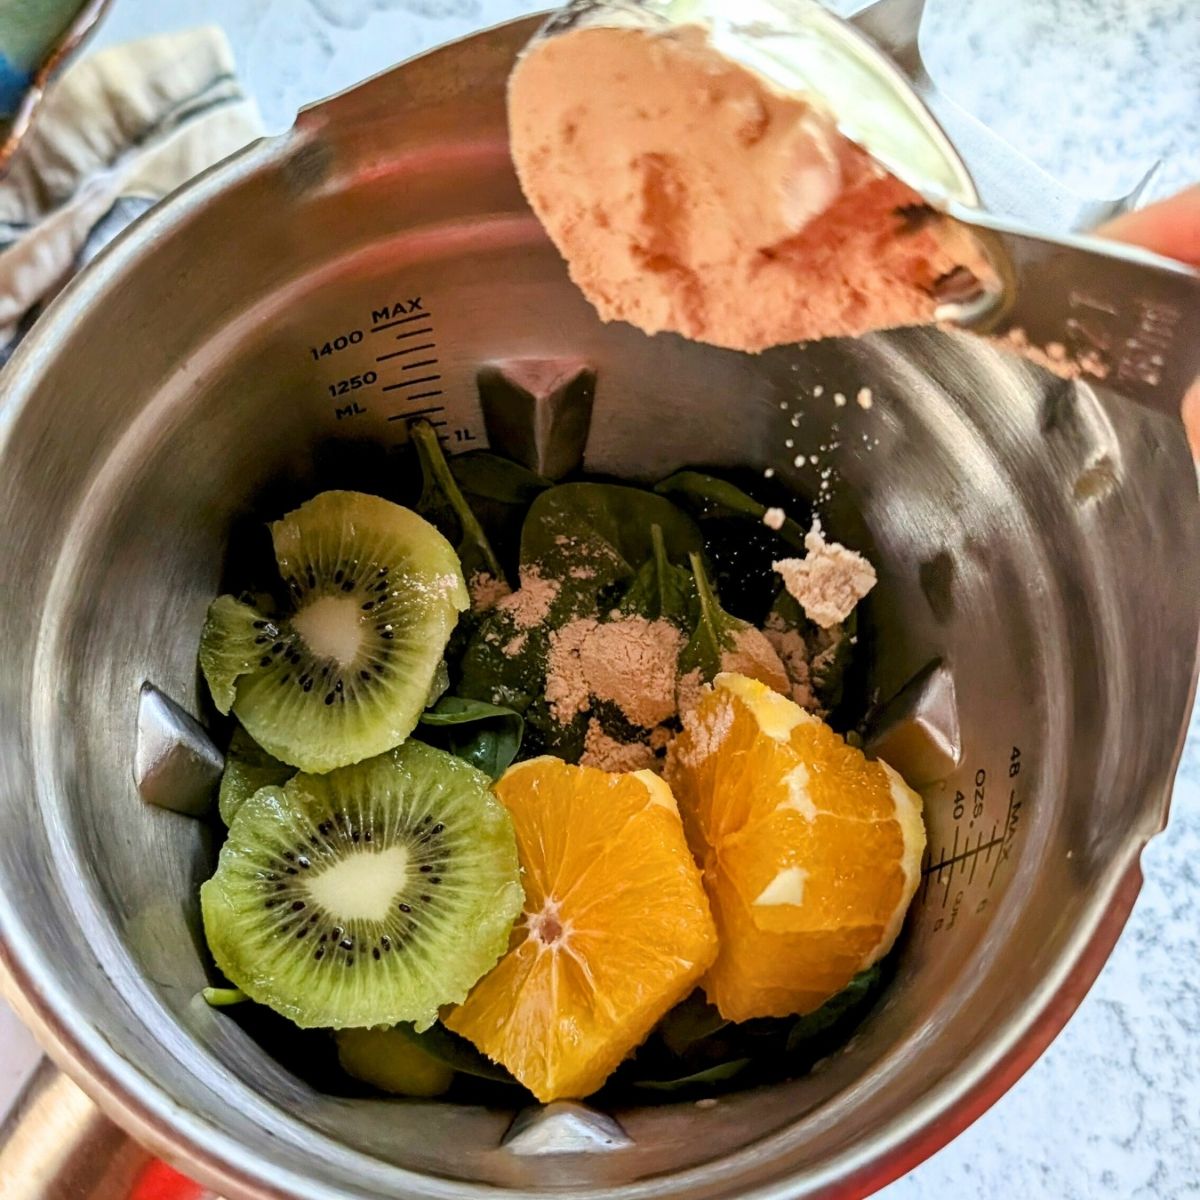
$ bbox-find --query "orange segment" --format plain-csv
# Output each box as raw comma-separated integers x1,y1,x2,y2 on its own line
666,673,925,1023
445,758,717,1101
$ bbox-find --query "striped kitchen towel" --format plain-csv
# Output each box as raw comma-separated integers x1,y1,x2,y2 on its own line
0,26,262,361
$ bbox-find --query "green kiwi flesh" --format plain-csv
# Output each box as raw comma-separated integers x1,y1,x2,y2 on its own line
218,727,296,826
200,491,468,773
200,740,523,1031
335,1027,454,1097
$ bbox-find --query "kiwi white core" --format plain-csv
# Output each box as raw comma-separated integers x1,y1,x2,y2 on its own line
305,845,410,921
292,596,366,666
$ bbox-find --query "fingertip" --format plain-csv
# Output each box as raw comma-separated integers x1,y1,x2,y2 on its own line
1097,184,1200,267
1183,379,1200,463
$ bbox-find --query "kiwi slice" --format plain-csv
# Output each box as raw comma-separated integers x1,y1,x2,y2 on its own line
200,491,468,773
200,740,523,1031
335,1027,454,1097
218,727,296,826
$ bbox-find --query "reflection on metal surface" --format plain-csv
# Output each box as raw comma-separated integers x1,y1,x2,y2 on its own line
478,360,596,479
0,1059,217,1199
866,660,961,787
502,1103,633,1156
134,682,224,817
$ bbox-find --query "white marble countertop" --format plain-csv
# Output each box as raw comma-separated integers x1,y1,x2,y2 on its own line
3,1,1198,1196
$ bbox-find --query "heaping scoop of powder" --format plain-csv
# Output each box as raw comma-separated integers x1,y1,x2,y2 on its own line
508,24,991,352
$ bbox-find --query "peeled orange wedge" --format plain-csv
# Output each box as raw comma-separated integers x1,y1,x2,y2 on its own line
666,673,925,1022
445,758,717,1101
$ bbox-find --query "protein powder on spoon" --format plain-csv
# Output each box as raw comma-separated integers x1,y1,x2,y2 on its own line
507,18,993,351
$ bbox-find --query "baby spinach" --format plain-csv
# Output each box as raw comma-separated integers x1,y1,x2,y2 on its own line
450,452,552,507
678,553,753,683
655,470,808,553
632,1059,752,1092
449,452,552,579
618,523,695,627
456,613,588,763
657,989,730,1056
218,726,296,825
394,1021,520,1085
521,483,703,595
627,968,885,1097
785,964,883,1055
455,621,545,718
457,487,701,741
411,420,505,586
418,696,524,781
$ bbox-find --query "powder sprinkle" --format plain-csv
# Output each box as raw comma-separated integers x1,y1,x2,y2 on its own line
494,567,560,630
763,614,818,712
673,688,734,769
468,572,513,613
719,627,790,696
580,719,659,773
546,615,683,729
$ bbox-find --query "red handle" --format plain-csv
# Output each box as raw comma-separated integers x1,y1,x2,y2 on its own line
130,1160,209,1200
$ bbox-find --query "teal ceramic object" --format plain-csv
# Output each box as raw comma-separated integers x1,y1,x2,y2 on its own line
0,0,109,169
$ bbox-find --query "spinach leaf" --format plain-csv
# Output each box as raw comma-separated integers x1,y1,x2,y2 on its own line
657,989,730,1057
455,613,588,763
218,726,296,825
456,621,544,717
632,1059,752,1092
785,964,883,1055
655,470,808,553
629,969,883,1097
417,696,524,780
394,1021,520,1085
678,553,752,683
450,452,552,580
618,523,694,627
411,420,505,586
457,486,700,740
520,483,703,594
450,452,552,507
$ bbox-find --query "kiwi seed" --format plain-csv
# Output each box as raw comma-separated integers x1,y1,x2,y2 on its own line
200,740,524,1031
200,491,469,773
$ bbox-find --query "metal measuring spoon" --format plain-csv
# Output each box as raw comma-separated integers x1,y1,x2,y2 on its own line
538,0,1200,422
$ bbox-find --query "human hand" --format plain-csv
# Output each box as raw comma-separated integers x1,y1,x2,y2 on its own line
1098,185,1200,458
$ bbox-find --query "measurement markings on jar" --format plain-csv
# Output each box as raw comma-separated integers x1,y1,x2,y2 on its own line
919,746,1026,928
372,297,447,439
376,343,435,362
920,823,1004,905
309,293,478,444
371,310,434,333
